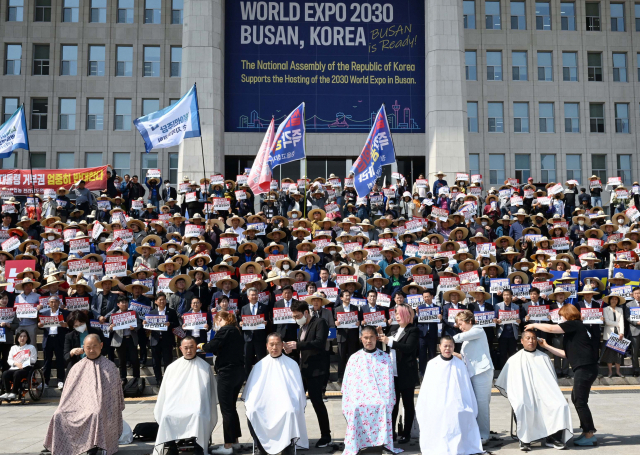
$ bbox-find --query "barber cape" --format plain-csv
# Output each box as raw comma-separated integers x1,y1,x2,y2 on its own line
341,349,402,455
154,356,218,452
416,355,482,455
495,349,572,444
44,356,124,455
241,354,309,453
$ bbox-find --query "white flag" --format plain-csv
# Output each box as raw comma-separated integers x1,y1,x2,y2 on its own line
248,118,275,195
0,105,29,159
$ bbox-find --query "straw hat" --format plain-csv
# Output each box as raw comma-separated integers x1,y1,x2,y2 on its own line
496,236,515,247
508,271,529,284
482,262,504,275
402,281,425,294
617,238,638,250
297,251,320,264
577,284,599,295
122,280,150,294
472,286,491,301
215,275,238,289
16,267,41,280
448,227,469,240
385,263,407,276
135,242,156,255
458,258,480,270
582,252,601,263
339,279,362,291
168,274,193,293
189,253,212,267
157,258,179,272
295,239,317,251
70,279,92,293
548,288,572,300
40,275,64,289
443,289,466,301
239,261,263,275
336,263,356,275
226,215,245,227
609,271,631,284
305,292,329,307
366,273,389,286
533,268,554,280
602,294,624,305
359,260,381,274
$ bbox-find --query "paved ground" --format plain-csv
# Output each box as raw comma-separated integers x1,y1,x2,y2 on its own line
1,389,639,455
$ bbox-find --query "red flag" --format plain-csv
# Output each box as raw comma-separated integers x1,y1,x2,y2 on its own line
248,119,275,195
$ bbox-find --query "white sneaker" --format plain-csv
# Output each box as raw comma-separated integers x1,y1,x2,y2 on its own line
57,382,64,390
6,393,17,400
209,447,233,455
0,393,8,400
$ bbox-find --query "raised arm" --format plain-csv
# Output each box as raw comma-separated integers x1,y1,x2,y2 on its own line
525,322,565,334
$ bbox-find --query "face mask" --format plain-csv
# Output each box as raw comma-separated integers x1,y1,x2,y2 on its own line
283,263,290,270
191,239,197,244
578,220,584,226
521,266,529,272
296,315,307,327
618,219,625,224
226,261,233,266
168,247,176,254
272,249,280,254
48,235,55,241
75,324,87,333
329,249,336,254
481,221,487,226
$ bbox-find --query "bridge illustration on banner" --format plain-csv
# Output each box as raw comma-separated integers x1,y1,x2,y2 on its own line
237,100,419,132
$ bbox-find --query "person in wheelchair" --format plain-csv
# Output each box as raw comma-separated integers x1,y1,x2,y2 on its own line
0,330,37,401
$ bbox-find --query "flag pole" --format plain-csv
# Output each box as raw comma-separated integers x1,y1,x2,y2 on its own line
303,103,307,219
22,104,36,200
194,83,209,202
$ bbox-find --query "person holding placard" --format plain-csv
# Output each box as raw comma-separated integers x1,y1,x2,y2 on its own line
274,285,300,363
601,294,625,378
493,288,522,368
0,330,37,400
108,296,141,383
0,292,19,372
626,287,640,377
334,290,360,382
38,296,69,390
576,284,603,359
240,287,269,377
14,277,41,348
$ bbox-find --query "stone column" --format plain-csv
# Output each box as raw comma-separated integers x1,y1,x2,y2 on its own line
178,0,225,183
425,0,468,182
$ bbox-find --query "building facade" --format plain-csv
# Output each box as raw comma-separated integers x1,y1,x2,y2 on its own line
1,0,639,189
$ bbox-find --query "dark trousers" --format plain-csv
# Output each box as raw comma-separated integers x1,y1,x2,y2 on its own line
101,337,115,362
151,342,174,381
571,364,598,433
391,384,416,439
0,344,11,372
552,334,570,376
2,367,33,393
138,331,148,363
116,336,140,380
217,365,245,444
244,340,267,377
43,335,66,384
303,373,331,437
338,335,360,381
418,335,437,376
630,335,640,374
248,420,295,454
498,336,517,369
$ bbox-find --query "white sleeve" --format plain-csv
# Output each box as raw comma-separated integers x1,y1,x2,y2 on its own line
29,345,38,364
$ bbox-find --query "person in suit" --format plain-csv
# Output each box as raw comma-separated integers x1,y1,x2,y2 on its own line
334,289,360,382
108,296,141,383
63,310,104,374
377,303,419,444
548,289,573,378
38,296,69,389
273,285,300,362
468,287,496,363
493,288,521,368
91,277,120,360
285,297,332,448
147,292,179,386
308,291,335,400
314,268,336,289
521,286,552,342
359,290,387,349
239,287,269,377
453,310,495,443
442,289,468,351
576,285,603,360
414,290,440,373
626,287,640,377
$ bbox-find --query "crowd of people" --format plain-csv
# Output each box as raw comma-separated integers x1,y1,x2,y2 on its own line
0,166,638,454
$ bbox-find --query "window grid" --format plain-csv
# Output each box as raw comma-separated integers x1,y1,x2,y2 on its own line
617,155,632,185
143,46,161,77
467,101,478,132
489,154,505,185
591,155,607,183
115,99,132,131
3,98,19,123
33,45,50,76
85,152,103,168
611,3,625,31
145,0,162,24
35,0,51,22
8,0,24,21
515,154,531,182
586,2,601,31
512,51,527,81
488,102,504,133
141,153,158,181
485,1,501,29
513,102,529,133
466,51,477,81
613,53,627,82
31,98,48,130
589,103,605,133
541,154,556,183
537,51,552,81
5,44,22,76
59,98,76,131
464,0,476,29
539,103,555,133
587,52,603,81
535,1,551,30
117,0,134,23
172,0,183,24
89,46,105,77
116,46,133,77
87,99,104,131
487,51,502,81
562,52,578,81
511,1,526,29
61,45,78,76
615,103,629,133
170,47,182,77
566,155,582,183
63,0,79,22
564,102,580,132
561,2,576,30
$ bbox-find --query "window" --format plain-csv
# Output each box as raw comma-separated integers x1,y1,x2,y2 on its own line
90,0,107,22
145,0,161,24
469,154,480,176
85,152,102,167
488,102,504,132
57,152,74,169
467,101,478,132
611,3,624,31
637,53,640,81
586,2,601,31
30,153,46,169
31,98,48,130
489,154,505,184
89,45,105,76
541,154,556,182
636,3,640,31
564,102,580,132
143,46,160,77
465,51,477,80
615,103,629,133
115,99,132,131
515,154,531,182
512,51,527,80
464,0,476,28
1,153,17,170
485,0,501,29
33,45,50,76
35,0,51,22
587,52,603,81
62,0,79,22
169,153,179,184
511,1,526,29
8,0,23,21
562,52,578,81
169,98,179,106
514,102,529,132
5,44,21,75
116,46,133,77
170,47,182,77
591,155,607,182
617,155,632,185
535,1,551,29
141,153,158,180
59,99,76,130
561,2,576,30
539,102,554,133
566,155,581,183
117,0,134,23
87,99,104,130
537,51,552,81
487,51,502,80
113,152,131,177
589,103,605,133
613,53,627,82
172,0,183,24
3,98,19,122
142,99,160,116
61,45,78,76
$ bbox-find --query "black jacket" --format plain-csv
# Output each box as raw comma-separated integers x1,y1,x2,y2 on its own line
63,327,105,370
274,298,299,342
147,308,180,347
334,304,359,343
386,324,419,389
202,325,245,375
240,302,269,343
298,315,329,377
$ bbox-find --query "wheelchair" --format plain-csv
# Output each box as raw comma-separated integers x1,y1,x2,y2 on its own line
0,361,45,405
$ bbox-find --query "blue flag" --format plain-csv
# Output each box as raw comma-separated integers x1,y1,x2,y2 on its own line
268,103,306,169
350,105,396,197
0,105,29,159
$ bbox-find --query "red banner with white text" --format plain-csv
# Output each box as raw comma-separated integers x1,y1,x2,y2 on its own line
0,166,108,195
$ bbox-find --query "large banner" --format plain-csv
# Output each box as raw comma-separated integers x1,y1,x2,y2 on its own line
0,166,108,195
225,0,425,133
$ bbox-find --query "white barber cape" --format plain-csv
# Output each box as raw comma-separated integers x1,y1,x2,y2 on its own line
416,355,483,455
153,356,218,453
495,349,573,444
241,353,309,454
